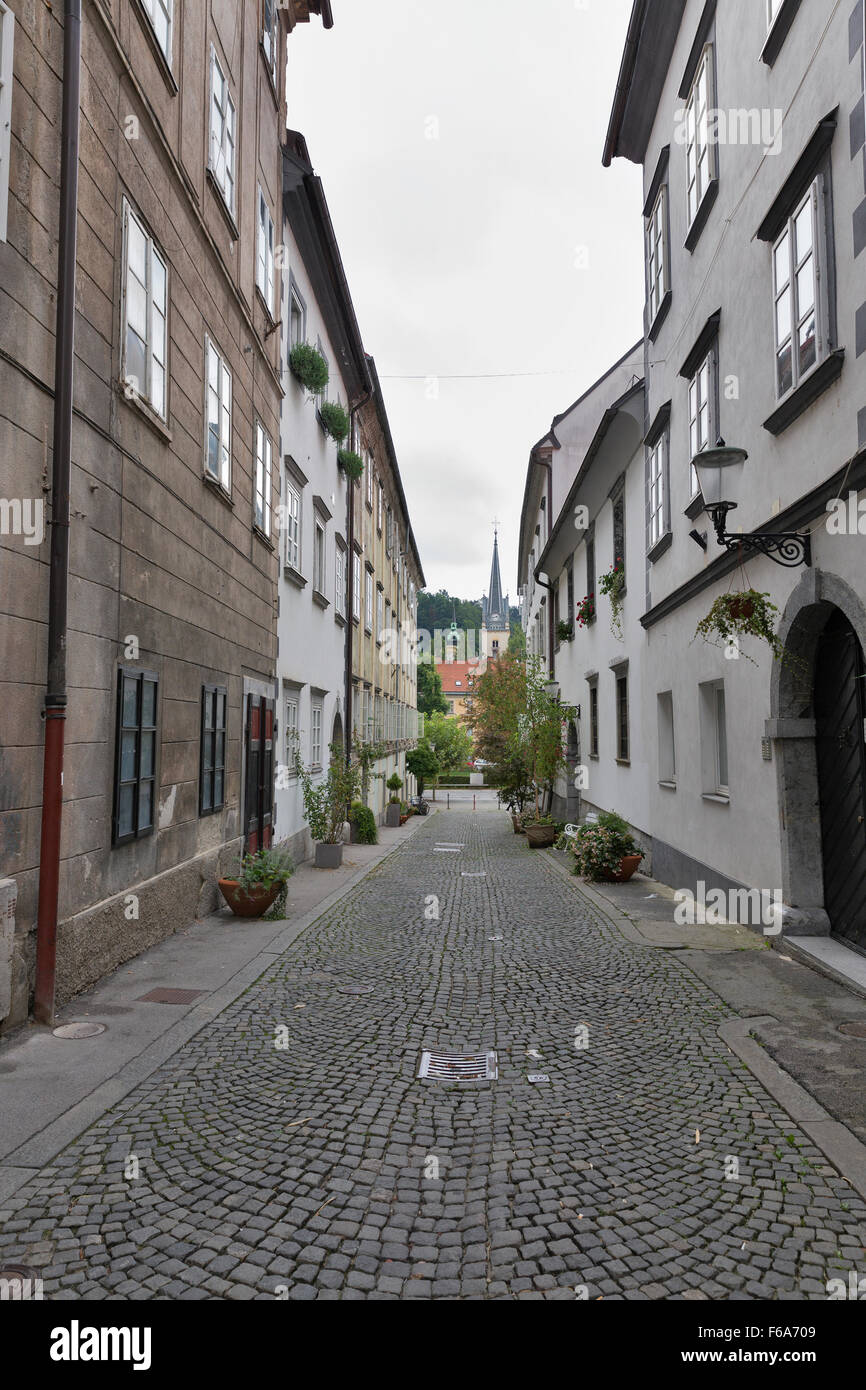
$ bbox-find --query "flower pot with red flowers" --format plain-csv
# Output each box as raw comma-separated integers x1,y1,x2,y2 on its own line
575,593,595,629
599,559,625,639
568,810,644,883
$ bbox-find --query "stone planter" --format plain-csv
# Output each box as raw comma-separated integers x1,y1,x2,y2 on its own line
218,880,282,918
600,854,642,884
385,802,401,828
525,824,556,849
315,842,343,869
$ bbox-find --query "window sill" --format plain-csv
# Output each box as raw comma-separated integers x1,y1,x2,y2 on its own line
648,289,672,342
761,0,803,66
117,380,172,443
658,779,677,791
589,753,600,762
684,492,705,521
763,349,845,436
647,531,673,564
684,178,719,253
253,525,274,549
283,563,307,590
364,625,373,636
206,167,239,241
702,792,730,805
335,611,347,627
615,758,631,767
130,0,178,94
256,284,277,326
312,590,330,611
203,471,234,508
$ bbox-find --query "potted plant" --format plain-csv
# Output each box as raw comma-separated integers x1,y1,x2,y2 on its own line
218,846,294,918
406,740,440,799
349,801,377,846
575,593,595,628
694,589,785,664
289,342,329,395
556,619,574,644
319,400,350,442
522,813,556,848
296,744,361,868
385,773,403,827
337,448,364,483
569,810,644,882
599,559,625,638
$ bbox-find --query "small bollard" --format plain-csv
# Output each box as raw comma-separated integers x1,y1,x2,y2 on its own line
473,794,476,811
447,792,450,809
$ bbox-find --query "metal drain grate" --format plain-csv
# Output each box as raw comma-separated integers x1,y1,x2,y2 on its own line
419,1050,497,1080
52,1022,106,1039
137,989,206,1005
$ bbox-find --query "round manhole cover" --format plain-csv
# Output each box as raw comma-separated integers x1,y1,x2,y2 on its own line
337,984,374,995
0,1263,39,1280
837,1021,866,1039
52,1022,106,1039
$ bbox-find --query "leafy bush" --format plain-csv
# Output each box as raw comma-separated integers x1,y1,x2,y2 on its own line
289,342,329,394
694,590,784,663
337,449,364,482
349,801,378,845
296,744,361,844
556,620,574,643
228,846,294,919
386,773,403,803
320,400,350,442
569,810,642,881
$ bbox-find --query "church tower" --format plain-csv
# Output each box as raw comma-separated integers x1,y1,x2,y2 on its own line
481,528,510,660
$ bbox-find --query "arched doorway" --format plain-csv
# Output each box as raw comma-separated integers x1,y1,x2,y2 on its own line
814,611,866,949
331,711,344,756
564,720,581,822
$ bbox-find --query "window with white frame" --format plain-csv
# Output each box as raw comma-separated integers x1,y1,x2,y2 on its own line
773,183,822,398
366,458,374,509
208,47,236,216
311,700,323,769
289,283,305,347
141,0,172,64
284,689,299,768
700,679,729,796
377,481,383,532
205,336,232,490
657,691,676,784
254,422,272,537
353,553,361,620
317,339,329,402
365,570,373,630
335,545,346,617
647,429,669,548
284,476,301,571
688,348,716,497
714,684,729,792
376,587,384,641
684,46,715,229
313,519,325,595
262,0,278,86
256,187,275,315
122,202,167,419
646,185,668,324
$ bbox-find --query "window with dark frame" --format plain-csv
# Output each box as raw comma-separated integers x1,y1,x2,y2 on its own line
200,685,227,815
586,533,596,622
567,563,574,623
113,668,158,845
616,673,630,762
589,682,599,758
612,491,626,584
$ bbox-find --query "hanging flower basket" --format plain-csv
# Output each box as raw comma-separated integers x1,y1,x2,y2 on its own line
576,593,595,628
599,560,625,638
694,589,784,663
337,449,364,482
319,400,350,442
556,620,574,644
289,342,329,395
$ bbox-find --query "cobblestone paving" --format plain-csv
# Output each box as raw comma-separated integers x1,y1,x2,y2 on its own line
3,811,866,1300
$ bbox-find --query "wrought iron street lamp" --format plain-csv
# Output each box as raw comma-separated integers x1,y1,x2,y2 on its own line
692,445,811,568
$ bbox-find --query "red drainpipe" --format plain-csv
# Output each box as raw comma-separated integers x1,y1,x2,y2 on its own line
34,0,81,1025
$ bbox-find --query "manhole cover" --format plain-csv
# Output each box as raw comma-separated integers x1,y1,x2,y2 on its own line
137,989,206,1004
0,1264,42,1298
419,1050,497,1080
838,1021,866,1039
338,984,374,995
52,1022,106,1039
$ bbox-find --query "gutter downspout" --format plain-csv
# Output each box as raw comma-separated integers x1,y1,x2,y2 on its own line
34,0,81,1025
345,391,371,769
533,451,556,680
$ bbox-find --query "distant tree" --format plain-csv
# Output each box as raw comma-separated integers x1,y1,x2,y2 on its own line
406,740,440,797
417,660,448,718
507,624,526,658
417,589,483,634
426,713,473,780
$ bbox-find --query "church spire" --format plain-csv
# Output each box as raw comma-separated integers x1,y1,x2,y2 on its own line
488,529,504,622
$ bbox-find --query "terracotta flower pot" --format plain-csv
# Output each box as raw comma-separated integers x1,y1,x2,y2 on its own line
600,854,642,884
727,597,754,621
525,824,556,848
218,879,282,918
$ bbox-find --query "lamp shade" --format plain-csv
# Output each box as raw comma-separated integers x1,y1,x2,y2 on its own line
692,445,748,507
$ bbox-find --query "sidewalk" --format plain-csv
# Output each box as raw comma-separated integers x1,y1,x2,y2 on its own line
0,812,432,1199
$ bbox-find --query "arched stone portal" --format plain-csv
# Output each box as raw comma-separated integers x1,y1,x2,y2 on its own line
331,710,344,756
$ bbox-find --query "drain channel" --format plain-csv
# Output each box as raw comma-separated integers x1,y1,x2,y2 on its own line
418,1050,497,1080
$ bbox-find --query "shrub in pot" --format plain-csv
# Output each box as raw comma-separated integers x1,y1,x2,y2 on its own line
219,846,294,918
694,590,785,664
349,801,378,845
319,400,350,442
337,449,364,483
522,813,556,848
296,743,361,868
289,342,329,395
569,810,644,882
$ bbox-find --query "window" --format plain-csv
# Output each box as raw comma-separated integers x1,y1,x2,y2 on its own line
567,564,575,623
122,202,167,419
377,481,384,532
317,339,329,402
588,682,599,758
256,187,275,315
353,552,361,620
0,2,14,244
284,478,301,571
585,533,595,620
365,570,373,630
254,422,272,538
657,691,676,784
205,336,232,491
386,506,393,556
616,673,630,762
284,690,299,767
773,184,821,398
289,283,305,348
684,46,715,229
141,0,172,64
700,679,729,796
335,545,346,617
208,47,236,215
262,0,277,85
377,587,384,641
366,459,374,509
715,684,729,792
200,685,227,815
648,430,669,548
612,490,626,584
688,348,716,496
646,185,669,325
311,701,323,769
113,669,158,844
767,0,784,27
313,519,325,595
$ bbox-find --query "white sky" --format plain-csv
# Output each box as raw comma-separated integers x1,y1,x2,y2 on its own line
289,0,644,601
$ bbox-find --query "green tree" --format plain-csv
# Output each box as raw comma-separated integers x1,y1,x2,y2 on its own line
406,740,440,797
426,712,473,785
417,589,483,634
507,623,526,657
417,660,448,718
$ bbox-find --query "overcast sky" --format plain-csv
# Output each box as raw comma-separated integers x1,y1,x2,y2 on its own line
289,0,644,603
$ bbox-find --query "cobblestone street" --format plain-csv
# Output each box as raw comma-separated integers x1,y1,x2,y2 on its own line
3,809,866,1301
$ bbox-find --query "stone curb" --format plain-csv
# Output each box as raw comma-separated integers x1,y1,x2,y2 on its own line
0,813,433,1189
